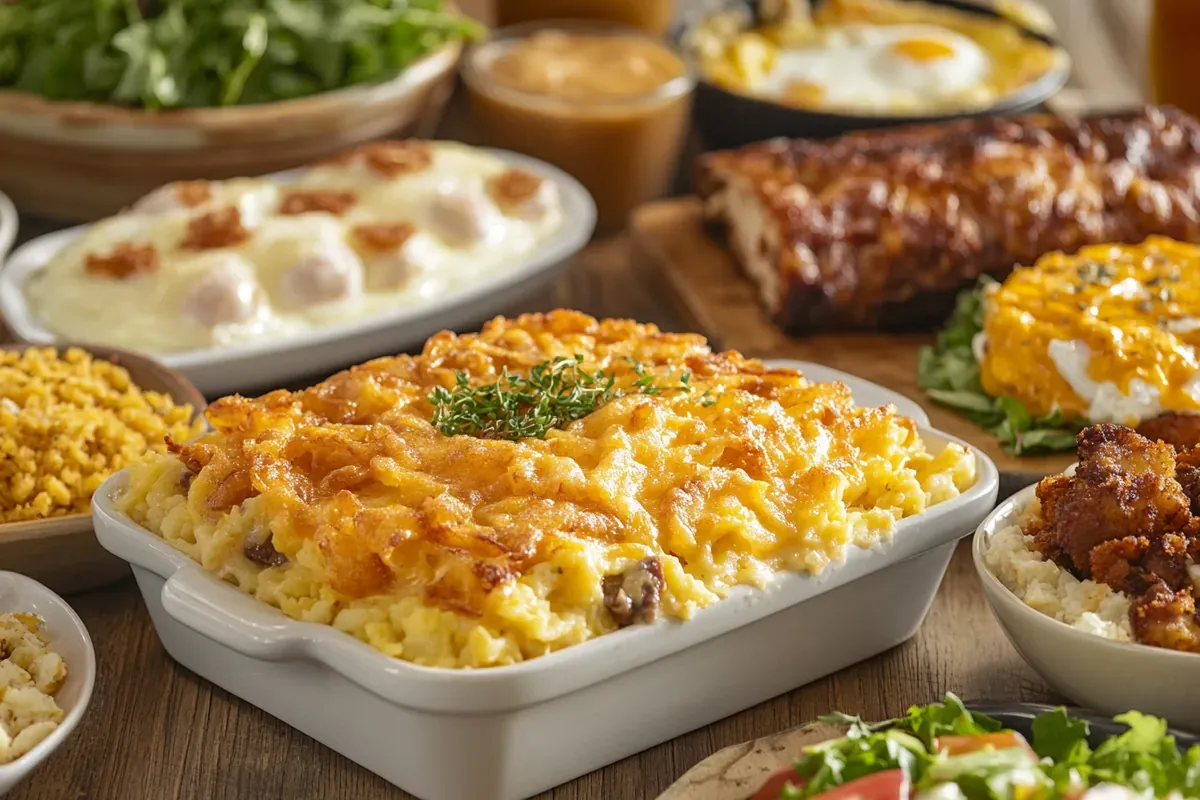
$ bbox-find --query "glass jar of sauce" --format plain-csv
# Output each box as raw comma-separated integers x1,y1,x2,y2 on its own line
493,0,677,37
464,22,694,235
1149,0,1200,118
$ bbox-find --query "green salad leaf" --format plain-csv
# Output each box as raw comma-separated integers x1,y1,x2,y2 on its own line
0,0,482,109
781,698,1200,800
917,278,1086,455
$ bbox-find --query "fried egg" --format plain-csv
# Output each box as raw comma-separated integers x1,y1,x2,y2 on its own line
757,24,993,111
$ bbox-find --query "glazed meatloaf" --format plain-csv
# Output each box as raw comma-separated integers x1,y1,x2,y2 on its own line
695,106,1200,333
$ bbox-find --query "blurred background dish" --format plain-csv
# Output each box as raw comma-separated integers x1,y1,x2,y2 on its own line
677,0,1071,148
494,0,678,36
0,0,479,222
0,343,206,595
0,572,94,797
462,21,695,235
1147,0,1200,118
0,148,596,396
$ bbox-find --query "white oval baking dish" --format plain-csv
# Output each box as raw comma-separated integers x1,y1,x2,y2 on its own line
0,148,596,398
90,364,999,800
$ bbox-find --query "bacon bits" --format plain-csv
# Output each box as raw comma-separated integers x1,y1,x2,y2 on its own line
352,222,417,252
84,243,160,279
280,190,358,217
486,169,542,209
174,181,214,208
359,141,433,178
181,206,250,250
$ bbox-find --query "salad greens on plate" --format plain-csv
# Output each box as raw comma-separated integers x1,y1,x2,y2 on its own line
755,694,1200,800
917,278,1085,456
0,0,481,110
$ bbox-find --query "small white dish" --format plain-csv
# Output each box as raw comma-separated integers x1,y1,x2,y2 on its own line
0,189,17,265
0,571,95,797
0,148,596,397
973,479,1200,730
91,365,997,800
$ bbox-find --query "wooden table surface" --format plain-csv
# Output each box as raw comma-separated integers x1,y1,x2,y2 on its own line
10,2,1150,798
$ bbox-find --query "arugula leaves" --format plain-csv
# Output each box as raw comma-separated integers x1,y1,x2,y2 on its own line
0,0,481,109
917,279,1085,455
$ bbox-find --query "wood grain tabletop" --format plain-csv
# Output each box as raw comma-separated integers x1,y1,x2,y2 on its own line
8,2,1149,798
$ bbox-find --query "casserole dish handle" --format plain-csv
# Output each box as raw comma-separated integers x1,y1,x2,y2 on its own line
160,567,307,660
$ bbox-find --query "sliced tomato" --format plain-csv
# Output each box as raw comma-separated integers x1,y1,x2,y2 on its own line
934,731,1033,757
752,767,804,800
753,768,908,800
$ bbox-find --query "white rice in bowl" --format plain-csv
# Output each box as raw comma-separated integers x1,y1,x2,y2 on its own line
984,507,1134,643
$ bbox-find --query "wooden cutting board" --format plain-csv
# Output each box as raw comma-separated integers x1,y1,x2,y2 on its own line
630,198,1074,496
657,721,842,800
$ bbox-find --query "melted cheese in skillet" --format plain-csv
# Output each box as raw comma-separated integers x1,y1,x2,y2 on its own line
24,142,565,354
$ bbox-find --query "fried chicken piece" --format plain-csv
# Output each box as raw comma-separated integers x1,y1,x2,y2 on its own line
1029,425,1190,577
1131,580,1200,653
1174,446,1200,517
1090,532,1191,597
1136,412,1200,451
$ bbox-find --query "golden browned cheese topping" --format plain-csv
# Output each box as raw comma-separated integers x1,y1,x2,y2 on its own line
487,31,685,100
279,189,358,217
485,168,544,212
351,222,416,252
83,243,159,279
168,310,947,617
981,237,1200,421
181,206,250,250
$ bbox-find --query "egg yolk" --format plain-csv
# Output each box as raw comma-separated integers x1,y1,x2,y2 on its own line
890,38,958,62
979,237,1200,421
782,79,825,106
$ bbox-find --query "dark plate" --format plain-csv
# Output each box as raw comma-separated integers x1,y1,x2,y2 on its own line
965,701,1200,745
675,0,1072,149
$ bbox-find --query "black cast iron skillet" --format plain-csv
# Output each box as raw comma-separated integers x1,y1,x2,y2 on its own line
674,0,1073,149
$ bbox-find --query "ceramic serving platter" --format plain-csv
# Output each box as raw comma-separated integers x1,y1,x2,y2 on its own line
0,148,597,398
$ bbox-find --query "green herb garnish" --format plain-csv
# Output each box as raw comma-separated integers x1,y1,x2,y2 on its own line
0,0,482,110
429,356,707,441
917,278,1085,456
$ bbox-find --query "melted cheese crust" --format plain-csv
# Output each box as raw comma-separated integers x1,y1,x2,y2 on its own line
117,311,975,668
980,237,1200,423
25,142,563,354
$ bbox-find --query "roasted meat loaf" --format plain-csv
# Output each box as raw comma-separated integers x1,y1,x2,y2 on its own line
695,106,1200,333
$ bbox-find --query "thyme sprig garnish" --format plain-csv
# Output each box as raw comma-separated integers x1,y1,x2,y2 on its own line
429,355,712,441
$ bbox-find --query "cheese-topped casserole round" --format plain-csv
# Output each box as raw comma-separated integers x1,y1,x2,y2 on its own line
117,311,976,668
24,141,564,355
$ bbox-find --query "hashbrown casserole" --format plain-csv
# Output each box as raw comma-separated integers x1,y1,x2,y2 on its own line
117,310,976,668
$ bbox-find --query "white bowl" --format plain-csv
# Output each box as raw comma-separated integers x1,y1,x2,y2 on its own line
91,364,999,800
973,480,1200,730
0,189,17,264
0,572,96,797
0,148,597,397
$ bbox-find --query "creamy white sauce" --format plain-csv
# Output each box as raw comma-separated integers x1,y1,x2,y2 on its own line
1047,339,1164,424
25,143,564,354
757,24,993,110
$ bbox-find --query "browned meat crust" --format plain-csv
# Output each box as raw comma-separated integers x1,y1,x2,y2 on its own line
1136,412,1200,451
696,107,1200,333
1028,423,1200,652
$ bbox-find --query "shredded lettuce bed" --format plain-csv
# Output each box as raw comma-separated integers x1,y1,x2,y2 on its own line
917,279,1084,455
782,694,1200,800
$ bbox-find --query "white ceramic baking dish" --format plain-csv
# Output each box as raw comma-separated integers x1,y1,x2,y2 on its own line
0,148,596,397
90,363,999,800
